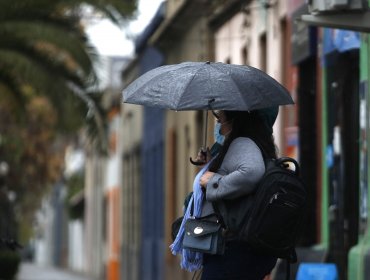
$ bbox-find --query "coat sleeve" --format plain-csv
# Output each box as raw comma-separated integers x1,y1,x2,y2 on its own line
205,137,265,202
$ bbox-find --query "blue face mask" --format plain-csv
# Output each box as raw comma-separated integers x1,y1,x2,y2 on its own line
214,122,225,145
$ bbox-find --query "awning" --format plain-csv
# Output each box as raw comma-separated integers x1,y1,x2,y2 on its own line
300,11,370,33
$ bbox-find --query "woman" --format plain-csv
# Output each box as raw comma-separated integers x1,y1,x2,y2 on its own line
199,109,278,280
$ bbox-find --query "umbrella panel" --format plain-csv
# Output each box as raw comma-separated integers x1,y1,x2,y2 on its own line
123,61,294,111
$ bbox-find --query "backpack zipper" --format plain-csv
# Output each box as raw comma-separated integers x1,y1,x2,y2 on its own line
269,192,299,208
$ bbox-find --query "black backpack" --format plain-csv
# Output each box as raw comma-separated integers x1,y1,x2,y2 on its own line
241,157,306,261
214,156,306,279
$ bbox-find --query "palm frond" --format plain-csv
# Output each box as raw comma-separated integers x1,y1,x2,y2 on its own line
0,26,94,80
0,0,137,25
0,0,137,152
68,85,108,153
0,49,106,148
0,78,27,123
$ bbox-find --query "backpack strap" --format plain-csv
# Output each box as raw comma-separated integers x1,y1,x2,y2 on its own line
285,260,291,280
289,248,298,263
285,249,297,280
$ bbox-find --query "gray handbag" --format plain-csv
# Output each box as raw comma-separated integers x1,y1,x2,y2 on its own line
182,195,226,255
183,216,225,255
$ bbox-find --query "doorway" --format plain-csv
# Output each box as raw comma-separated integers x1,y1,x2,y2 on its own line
325,49,360,279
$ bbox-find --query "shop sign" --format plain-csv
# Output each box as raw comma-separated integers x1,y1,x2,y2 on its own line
323,29,360,56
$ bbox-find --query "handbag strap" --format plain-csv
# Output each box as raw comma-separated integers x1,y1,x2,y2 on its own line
188,195,226,227
189,194,195,216
211,201,227,228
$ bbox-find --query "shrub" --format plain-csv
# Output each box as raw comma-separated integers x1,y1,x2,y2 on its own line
0,250,21,279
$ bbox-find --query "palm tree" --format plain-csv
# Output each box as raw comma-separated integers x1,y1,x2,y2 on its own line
0,0,137,151
0,0,137,255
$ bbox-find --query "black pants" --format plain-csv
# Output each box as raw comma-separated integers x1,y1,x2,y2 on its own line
201,241,277,280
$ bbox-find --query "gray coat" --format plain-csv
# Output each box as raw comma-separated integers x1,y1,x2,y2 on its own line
201,137,265,216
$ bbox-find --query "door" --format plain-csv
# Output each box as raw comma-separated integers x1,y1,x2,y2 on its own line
325,49,360,279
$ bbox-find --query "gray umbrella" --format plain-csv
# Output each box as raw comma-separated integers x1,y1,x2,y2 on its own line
123,61,293,165
123,61,294,111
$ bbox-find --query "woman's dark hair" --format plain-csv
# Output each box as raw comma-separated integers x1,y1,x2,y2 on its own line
208,110,277,172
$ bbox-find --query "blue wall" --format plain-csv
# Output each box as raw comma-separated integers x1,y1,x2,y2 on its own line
139,46,165,280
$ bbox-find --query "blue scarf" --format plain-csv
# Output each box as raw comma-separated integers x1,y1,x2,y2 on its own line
169,160,212,271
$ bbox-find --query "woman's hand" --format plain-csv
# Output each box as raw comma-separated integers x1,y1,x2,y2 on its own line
200,171,215,188
190,147,211,166
196,147,211,163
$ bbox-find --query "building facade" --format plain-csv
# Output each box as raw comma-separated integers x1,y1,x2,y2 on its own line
83,1,370,279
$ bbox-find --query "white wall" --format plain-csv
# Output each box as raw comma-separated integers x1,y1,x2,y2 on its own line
34,198,54,266
68,220,84,271
214,13,247,64
84,155,105,278
214,0,288,155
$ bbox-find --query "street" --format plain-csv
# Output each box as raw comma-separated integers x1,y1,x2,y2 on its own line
17,262,96,280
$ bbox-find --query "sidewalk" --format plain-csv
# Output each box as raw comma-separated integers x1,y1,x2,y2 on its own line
17,262,96,280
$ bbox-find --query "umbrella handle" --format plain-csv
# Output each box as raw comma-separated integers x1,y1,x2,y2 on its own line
191,100,215,166
189,149,207,166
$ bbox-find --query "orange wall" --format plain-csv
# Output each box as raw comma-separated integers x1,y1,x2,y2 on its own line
106,188,120,280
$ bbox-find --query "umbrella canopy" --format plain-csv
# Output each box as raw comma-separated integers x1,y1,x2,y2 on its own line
122,61,294,111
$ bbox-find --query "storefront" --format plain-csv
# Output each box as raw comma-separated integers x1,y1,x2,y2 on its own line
322,29,361,279
298,3,368,278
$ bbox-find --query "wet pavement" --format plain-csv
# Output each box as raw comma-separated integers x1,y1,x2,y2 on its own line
17,262,96,280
